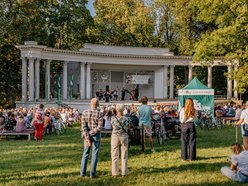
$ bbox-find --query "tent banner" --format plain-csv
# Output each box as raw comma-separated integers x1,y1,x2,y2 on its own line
178,89,214,96
178,95,215,117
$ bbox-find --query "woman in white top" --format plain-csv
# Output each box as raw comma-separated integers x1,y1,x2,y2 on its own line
103,110,112,130
236,101,248,150
179,98,197,161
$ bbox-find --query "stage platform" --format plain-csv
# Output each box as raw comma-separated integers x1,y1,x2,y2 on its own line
15,98,237,112
15,99,179,111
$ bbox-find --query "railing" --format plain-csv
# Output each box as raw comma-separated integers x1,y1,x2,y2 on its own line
214,95,227,99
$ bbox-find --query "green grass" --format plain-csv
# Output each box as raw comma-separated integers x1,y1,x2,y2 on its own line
0,125,247,186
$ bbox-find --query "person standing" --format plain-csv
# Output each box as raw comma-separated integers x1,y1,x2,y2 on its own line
33,104,45,141
121,88,127,101
111,104,129,177
236,101,248,150
138,96,155,153
80,98,103,178
179,98,197,161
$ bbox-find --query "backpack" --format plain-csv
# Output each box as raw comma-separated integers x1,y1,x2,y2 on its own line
130,114,139,127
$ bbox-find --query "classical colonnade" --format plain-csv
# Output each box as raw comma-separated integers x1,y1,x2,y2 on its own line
21,57,237,101
18,42,239,103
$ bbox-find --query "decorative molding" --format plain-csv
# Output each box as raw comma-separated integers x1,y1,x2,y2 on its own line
17,44,227,67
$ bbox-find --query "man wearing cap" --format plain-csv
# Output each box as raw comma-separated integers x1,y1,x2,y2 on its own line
80,98,103,178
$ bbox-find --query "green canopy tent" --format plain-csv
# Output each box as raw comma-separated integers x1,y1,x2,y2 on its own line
178,77,215,117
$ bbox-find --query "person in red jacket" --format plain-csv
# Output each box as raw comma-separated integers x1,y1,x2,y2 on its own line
33,104,44,141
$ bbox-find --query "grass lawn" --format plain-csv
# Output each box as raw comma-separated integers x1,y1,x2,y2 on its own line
0,124,246,186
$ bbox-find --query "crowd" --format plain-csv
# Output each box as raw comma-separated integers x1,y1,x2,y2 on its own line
80,98,248,183
0,106,80,140
1,98,248,183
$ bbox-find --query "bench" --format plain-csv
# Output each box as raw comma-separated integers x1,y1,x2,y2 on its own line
220,117,238,126
101,129,112,134
0,129,35,141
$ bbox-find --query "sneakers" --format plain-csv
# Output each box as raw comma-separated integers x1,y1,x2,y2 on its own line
151,149,155,153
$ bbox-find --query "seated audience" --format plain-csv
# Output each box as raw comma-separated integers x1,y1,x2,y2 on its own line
5,112,16,131
221,143,248,183
0,112,5,130
15,114,26,132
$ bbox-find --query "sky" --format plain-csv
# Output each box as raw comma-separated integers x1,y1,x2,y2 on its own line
86,0,95,17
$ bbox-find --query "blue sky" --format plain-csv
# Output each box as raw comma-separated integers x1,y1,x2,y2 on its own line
86,0,95,16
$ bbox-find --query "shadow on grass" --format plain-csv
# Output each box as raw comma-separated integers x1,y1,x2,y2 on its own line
1,170,128,186
129,162,226,174
174,181,245,186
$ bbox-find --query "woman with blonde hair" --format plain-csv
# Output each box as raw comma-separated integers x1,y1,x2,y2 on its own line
179,98,197,161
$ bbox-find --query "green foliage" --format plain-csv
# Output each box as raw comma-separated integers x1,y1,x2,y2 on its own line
89,0,156,47
232,64,248,94
0,126,245,185
0,42,21,108
193,0,248,62
0,0,93,49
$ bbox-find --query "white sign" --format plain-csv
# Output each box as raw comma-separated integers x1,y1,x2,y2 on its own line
131,75,150,84
178,89,214,95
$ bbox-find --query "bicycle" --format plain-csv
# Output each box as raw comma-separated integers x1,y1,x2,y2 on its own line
55,119,66,135
214,117,223,129
152,113,166,145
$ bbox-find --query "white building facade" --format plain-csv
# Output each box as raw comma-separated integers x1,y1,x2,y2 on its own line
18,41,238,104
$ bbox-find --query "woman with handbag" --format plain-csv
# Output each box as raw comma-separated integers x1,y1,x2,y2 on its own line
111,104,129,177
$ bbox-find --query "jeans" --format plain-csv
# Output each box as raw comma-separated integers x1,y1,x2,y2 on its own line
241,123,248,137
181,122,196,160
80,133,101,177
221,166,248,183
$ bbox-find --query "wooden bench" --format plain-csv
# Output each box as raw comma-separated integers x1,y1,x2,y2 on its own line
0,129,35,141
221,117,238,126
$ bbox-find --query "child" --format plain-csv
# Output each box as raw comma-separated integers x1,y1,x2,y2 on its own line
221,143,248,183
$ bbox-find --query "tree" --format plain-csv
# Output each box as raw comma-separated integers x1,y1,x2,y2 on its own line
89,0,155,47
0,42,21,108
0,0,93,107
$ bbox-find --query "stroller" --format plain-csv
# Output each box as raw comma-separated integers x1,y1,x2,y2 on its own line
163,116,181,140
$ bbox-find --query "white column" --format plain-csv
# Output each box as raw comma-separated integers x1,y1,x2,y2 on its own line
188,65,193,82
28,58,35,101
86,63,91,99
207,66,212,88
169,65,175,99
227,65,232,99
45,60,51,100
21,57,27,101
63,61,68,100
80,62,86,99
234,65,238,99
35,58,40,100
164,65,168,99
